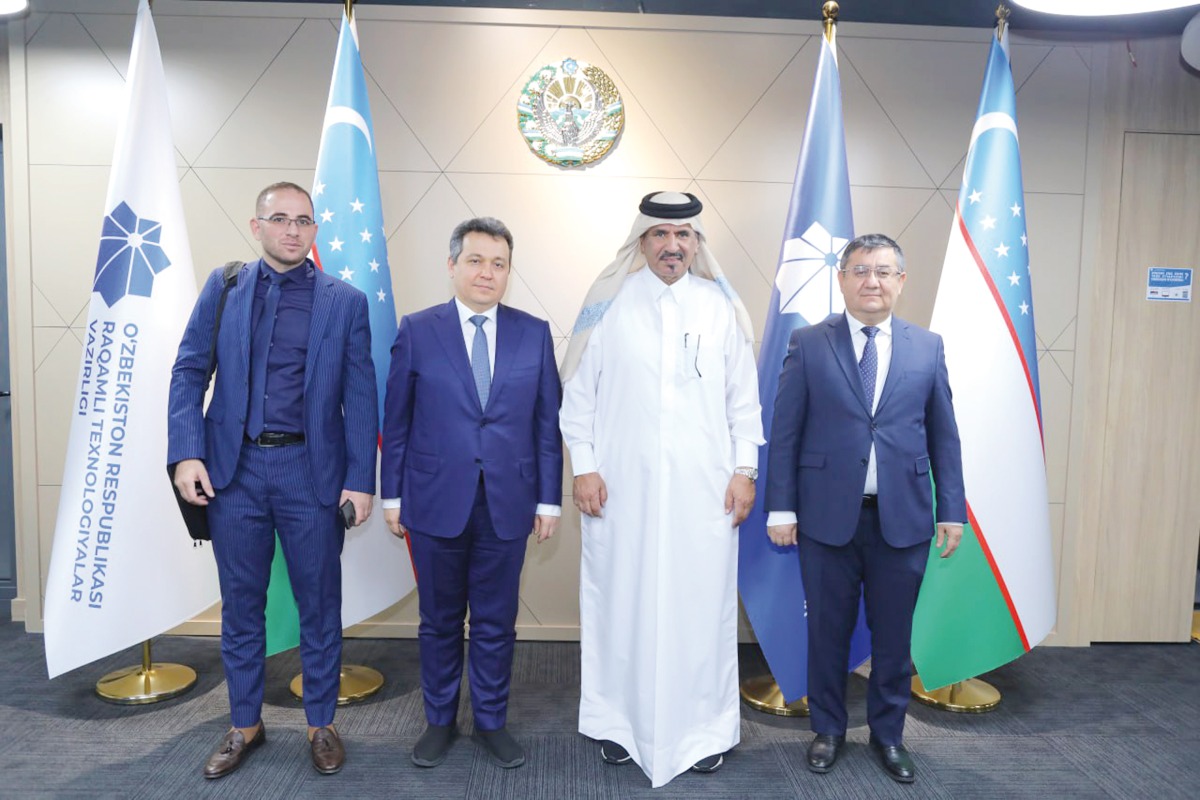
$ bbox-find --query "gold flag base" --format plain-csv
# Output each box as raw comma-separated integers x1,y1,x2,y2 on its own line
96,641,197,705
290,664,384,706
911,675,1001,713
1191,610,1199,644
739,675,809,717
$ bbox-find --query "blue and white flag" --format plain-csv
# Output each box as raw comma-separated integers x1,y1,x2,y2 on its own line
311,12,414,627
737,34,870,703
44,0,219,678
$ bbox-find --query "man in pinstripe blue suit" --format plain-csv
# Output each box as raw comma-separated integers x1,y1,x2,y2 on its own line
168,182,378,779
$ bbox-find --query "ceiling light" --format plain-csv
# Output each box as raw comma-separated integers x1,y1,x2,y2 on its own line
1014,0,1200,14
0,0,27,14
1183,12,1200,69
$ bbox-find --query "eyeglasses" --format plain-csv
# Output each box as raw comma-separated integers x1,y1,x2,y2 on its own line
839,265,903,280
257,215,316,229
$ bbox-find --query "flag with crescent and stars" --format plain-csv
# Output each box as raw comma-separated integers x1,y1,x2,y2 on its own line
737,33,871,704
265,10,414,656
913,27,1056,690
43,0,219,678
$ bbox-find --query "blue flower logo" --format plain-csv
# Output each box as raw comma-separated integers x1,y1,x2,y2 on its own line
92,201,172,307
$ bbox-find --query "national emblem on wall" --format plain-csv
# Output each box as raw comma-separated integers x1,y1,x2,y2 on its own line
517,57,624,167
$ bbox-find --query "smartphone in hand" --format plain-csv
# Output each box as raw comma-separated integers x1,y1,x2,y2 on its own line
339,499,356,529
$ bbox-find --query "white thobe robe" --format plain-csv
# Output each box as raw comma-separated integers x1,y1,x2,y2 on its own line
561,267,763,788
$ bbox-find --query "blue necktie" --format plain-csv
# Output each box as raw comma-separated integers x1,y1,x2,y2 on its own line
246,271,283,439
859,325,879,412
469,315,491,408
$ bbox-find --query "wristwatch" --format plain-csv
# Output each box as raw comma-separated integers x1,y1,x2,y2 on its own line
734,466,758,482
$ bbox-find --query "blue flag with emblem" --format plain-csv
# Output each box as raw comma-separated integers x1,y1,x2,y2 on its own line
265,10,415,656
737,33,871,703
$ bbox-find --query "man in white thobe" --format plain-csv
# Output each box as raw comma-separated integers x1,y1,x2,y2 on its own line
560,191,763,788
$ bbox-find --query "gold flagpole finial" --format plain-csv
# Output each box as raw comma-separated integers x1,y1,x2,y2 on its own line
822,2,840,41
345,0,355,21
996,3,1011,40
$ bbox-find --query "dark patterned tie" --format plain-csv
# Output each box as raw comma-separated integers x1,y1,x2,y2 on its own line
246,270,283,439
859,325,879,410
469,315,491,408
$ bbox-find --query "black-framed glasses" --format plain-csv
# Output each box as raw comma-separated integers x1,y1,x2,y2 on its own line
257,215,316,229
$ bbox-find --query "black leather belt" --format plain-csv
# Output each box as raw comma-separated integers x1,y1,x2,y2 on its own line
861,495,878,508
247,432,305,447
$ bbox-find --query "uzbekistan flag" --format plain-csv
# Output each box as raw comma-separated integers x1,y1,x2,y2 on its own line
44,0,219,677
738,33,870,703
265,10,414,655
913,28,1057,690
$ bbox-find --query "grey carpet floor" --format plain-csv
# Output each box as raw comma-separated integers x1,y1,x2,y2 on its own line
1,618,1197,799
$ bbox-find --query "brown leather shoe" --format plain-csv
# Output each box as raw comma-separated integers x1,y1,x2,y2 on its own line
310,726,345,775
203,724,266,779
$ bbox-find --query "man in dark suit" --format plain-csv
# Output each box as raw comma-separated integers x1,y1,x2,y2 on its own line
765,233,965,784
169,182,378,779
381,217,562,770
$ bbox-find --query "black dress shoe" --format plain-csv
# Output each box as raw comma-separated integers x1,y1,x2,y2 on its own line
473,727,525,768
412,723,457,767
869,737,915,783
806,733,845,773
203,724,266,779
310,726,345,775
600,740,632,765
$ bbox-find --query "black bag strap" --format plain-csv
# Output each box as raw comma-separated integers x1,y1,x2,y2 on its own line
206,261,244,383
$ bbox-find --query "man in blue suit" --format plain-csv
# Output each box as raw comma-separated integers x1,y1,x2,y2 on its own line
381,217,562,770
169,182,378,779
766,233,965,784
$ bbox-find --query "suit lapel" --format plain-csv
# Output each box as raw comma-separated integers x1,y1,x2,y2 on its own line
876,317,909,414
235,259,261,378
304,268,334,389
488,305,526,410
825,314,871,414
433,299,482,411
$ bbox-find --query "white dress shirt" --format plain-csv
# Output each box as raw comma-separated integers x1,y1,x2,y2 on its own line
454,297,497,378
846,311,892,495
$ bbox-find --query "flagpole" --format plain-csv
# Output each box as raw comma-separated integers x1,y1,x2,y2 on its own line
740,0,843,720
910,2,1011,715
284,0,385,707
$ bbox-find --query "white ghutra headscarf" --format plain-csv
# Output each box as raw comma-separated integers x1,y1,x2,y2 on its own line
560,191,754,381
